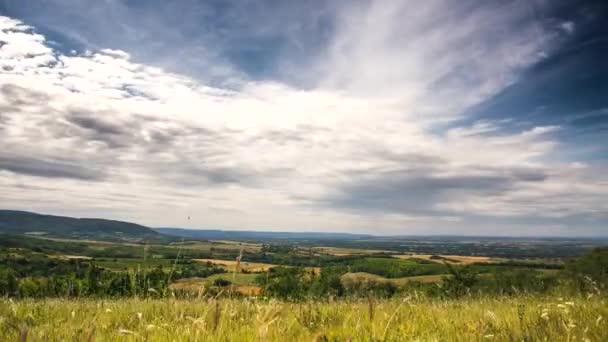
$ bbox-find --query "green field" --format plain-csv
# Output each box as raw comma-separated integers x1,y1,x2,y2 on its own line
342,272,446,285
205,273,259,286
1,296,606,341
1,230,607,340
350,257,448,278
170,273,259,289
94,257,175,271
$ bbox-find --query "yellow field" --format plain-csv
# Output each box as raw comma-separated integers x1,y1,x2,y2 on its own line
37,236,140,247
211,240,262,252
170,275,262,296
171,240,262,252
169,277,208,292
393,254,497,264
234,285,263,296
311,246,394,256
341,272,446,286
50,255,92,261
195,258,276,272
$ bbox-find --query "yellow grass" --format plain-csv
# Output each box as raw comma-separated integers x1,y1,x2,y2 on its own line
311,246,394,256
170,240,261,252
36,236,139,246
235,285,263,296
2,297,606,341
169,277,208,291
394,254,497,264
195,259,276,272
50,255,93,261
341,272,445,286
211,240,262,252
170,276,262,296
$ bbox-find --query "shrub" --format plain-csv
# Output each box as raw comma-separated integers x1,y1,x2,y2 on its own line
213,278,232,287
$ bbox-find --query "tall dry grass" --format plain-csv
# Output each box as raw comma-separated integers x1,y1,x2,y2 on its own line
0,296,606,341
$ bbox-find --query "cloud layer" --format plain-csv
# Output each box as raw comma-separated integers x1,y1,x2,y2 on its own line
1,1,607,236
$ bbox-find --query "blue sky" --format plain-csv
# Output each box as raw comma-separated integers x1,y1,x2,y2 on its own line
0,0,607,236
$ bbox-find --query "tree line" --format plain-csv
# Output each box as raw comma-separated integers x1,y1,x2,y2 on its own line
254,248,608,300
0,255,225,298
0,247,606,300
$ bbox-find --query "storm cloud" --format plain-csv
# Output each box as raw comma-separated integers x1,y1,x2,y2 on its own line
0,154,104,180
326,166,549,215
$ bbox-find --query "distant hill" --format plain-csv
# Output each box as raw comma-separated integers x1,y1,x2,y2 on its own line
155,227,373,241
0,210,161,242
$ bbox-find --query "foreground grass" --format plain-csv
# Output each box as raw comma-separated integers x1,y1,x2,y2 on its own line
1,296,606,341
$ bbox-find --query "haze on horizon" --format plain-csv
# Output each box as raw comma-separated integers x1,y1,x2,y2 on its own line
0,0,607,237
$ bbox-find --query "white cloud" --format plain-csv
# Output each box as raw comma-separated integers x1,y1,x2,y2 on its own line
560,21,575,35
0,4,606,236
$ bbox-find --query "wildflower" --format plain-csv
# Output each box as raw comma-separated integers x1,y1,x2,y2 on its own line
136,312,143,320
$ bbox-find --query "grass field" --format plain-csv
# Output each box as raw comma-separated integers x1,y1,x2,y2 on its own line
169,240,261,253
342,272,445,285
350,257,448,278
394,254,497,264
311,246,395,256
94,257,174,271
1,296,606,341
170,274,262,296
211,240,262,252
195,259,276,272
206,273,258,284
50,254,92,261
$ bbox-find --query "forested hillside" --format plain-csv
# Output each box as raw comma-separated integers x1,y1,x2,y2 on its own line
0,210,161,242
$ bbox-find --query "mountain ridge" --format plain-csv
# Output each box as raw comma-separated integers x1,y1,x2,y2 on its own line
0,210,160,242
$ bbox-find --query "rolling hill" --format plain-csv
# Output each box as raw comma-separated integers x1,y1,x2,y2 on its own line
0,210,161,241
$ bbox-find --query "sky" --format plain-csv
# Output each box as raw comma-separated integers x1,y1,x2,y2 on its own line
0,0,607,236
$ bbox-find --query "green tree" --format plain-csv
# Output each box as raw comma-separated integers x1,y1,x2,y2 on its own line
257,267,308,300
19,277,43,297
309,267,345,298
566,247,608,293
0,268,18,296
440,264,478,298
86,263,102,295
